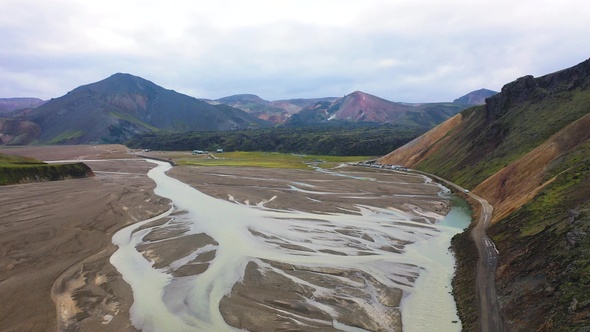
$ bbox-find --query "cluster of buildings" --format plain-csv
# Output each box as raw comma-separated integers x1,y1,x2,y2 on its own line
192,148,224,155
356,162,408,171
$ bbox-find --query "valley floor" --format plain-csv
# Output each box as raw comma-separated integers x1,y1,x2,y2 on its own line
0,145,461,331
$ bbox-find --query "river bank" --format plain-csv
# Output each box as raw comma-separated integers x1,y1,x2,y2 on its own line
0,145,170,332
0,145,470,331
109,161,469,331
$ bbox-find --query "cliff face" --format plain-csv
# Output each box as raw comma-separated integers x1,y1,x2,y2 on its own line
379,58,590,331
486,59,590,120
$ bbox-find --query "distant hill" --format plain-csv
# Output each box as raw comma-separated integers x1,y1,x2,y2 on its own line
22,73,270,144
0,118,41,145
213,94,338,124
453,88,497,105
284,91,466,127
0,98,45,114
214,94,294,124
379,58,590,331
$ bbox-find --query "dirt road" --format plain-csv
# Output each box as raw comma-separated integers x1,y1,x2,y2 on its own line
469,192,504,332
410,170,504,331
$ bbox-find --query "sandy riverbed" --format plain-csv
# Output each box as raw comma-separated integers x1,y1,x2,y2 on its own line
0,145,455,331
0,145,170,331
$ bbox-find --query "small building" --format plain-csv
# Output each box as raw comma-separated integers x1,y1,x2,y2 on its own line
216,148,224,153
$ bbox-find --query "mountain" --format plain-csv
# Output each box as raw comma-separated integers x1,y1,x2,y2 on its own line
0,98,45,114
284,91,466,127
0,118,41,145
379,58,590,331
23,73,270,144
213,94,338,124
453,88,498,105
214,94,293,124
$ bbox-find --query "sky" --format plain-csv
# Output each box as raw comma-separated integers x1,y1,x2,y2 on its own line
2,0,590,103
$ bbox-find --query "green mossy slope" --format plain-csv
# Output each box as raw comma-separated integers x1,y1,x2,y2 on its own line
488,141,590,331
0,153,94,185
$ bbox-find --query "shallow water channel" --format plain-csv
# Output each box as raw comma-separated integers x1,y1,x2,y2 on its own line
111,160,470,331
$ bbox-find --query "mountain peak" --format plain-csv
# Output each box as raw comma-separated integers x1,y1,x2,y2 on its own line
217,94,269,104
24,74,270,144
70,72,162,97
453,88,498,105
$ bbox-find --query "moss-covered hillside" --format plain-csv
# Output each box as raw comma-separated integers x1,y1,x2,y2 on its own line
0,153,94,185
380,58,590,331
488,140,590,331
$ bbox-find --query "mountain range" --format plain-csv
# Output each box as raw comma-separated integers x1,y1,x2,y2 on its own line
0,75,494,145
380,57,590,331
22,74,271,144
211,89,493,126
0,98,45,114
284,91,468,127
209,94,338,124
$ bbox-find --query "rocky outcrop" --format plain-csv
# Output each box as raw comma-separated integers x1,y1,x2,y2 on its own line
485,58,590,120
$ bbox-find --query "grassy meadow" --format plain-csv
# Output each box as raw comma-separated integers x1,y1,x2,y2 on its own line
153,151,374,169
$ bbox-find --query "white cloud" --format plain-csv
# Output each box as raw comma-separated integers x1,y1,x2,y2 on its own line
1,0,589,102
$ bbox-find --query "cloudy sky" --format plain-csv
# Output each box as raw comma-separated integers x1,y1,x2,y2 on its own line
2,0,589,102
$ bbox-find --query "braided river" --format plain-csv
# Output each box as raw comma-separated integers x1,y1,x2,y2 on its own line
111,160,470,331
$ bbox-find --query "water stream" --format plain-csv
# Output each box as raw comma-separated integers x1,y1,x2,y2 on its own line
110,160,470,331
401,197,471,331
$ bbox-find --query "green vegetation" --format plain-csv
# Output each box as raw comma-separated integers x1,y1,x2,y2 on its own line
487,140,590,330
415,88,590,189
108,110,160,131
126,124,424,156
426,61,590,331
451,224,479,332
46,130,85,144
0,153,45,166
175,151,370,169
0,152,93,185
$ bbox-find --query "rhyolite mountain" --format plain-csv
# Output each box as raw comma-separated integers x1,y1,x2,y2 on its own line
0,118,41,145
210,94,338,124
212,91,486,127
453,88,497,105
283,91,467,127
0,98,45,114
213,94,295,124
23,73,270,144
379,58,590,331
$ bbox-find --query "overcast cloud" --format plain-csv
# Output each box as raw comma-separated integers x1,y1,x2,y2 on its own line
1,0,589,102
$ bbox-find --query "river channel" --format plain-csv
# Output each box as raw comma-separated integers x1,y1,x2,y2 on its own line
110,160,470,331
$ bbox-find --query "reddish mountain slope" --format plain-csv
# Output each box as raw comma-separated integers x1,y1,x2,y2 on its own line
0,118,41,145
